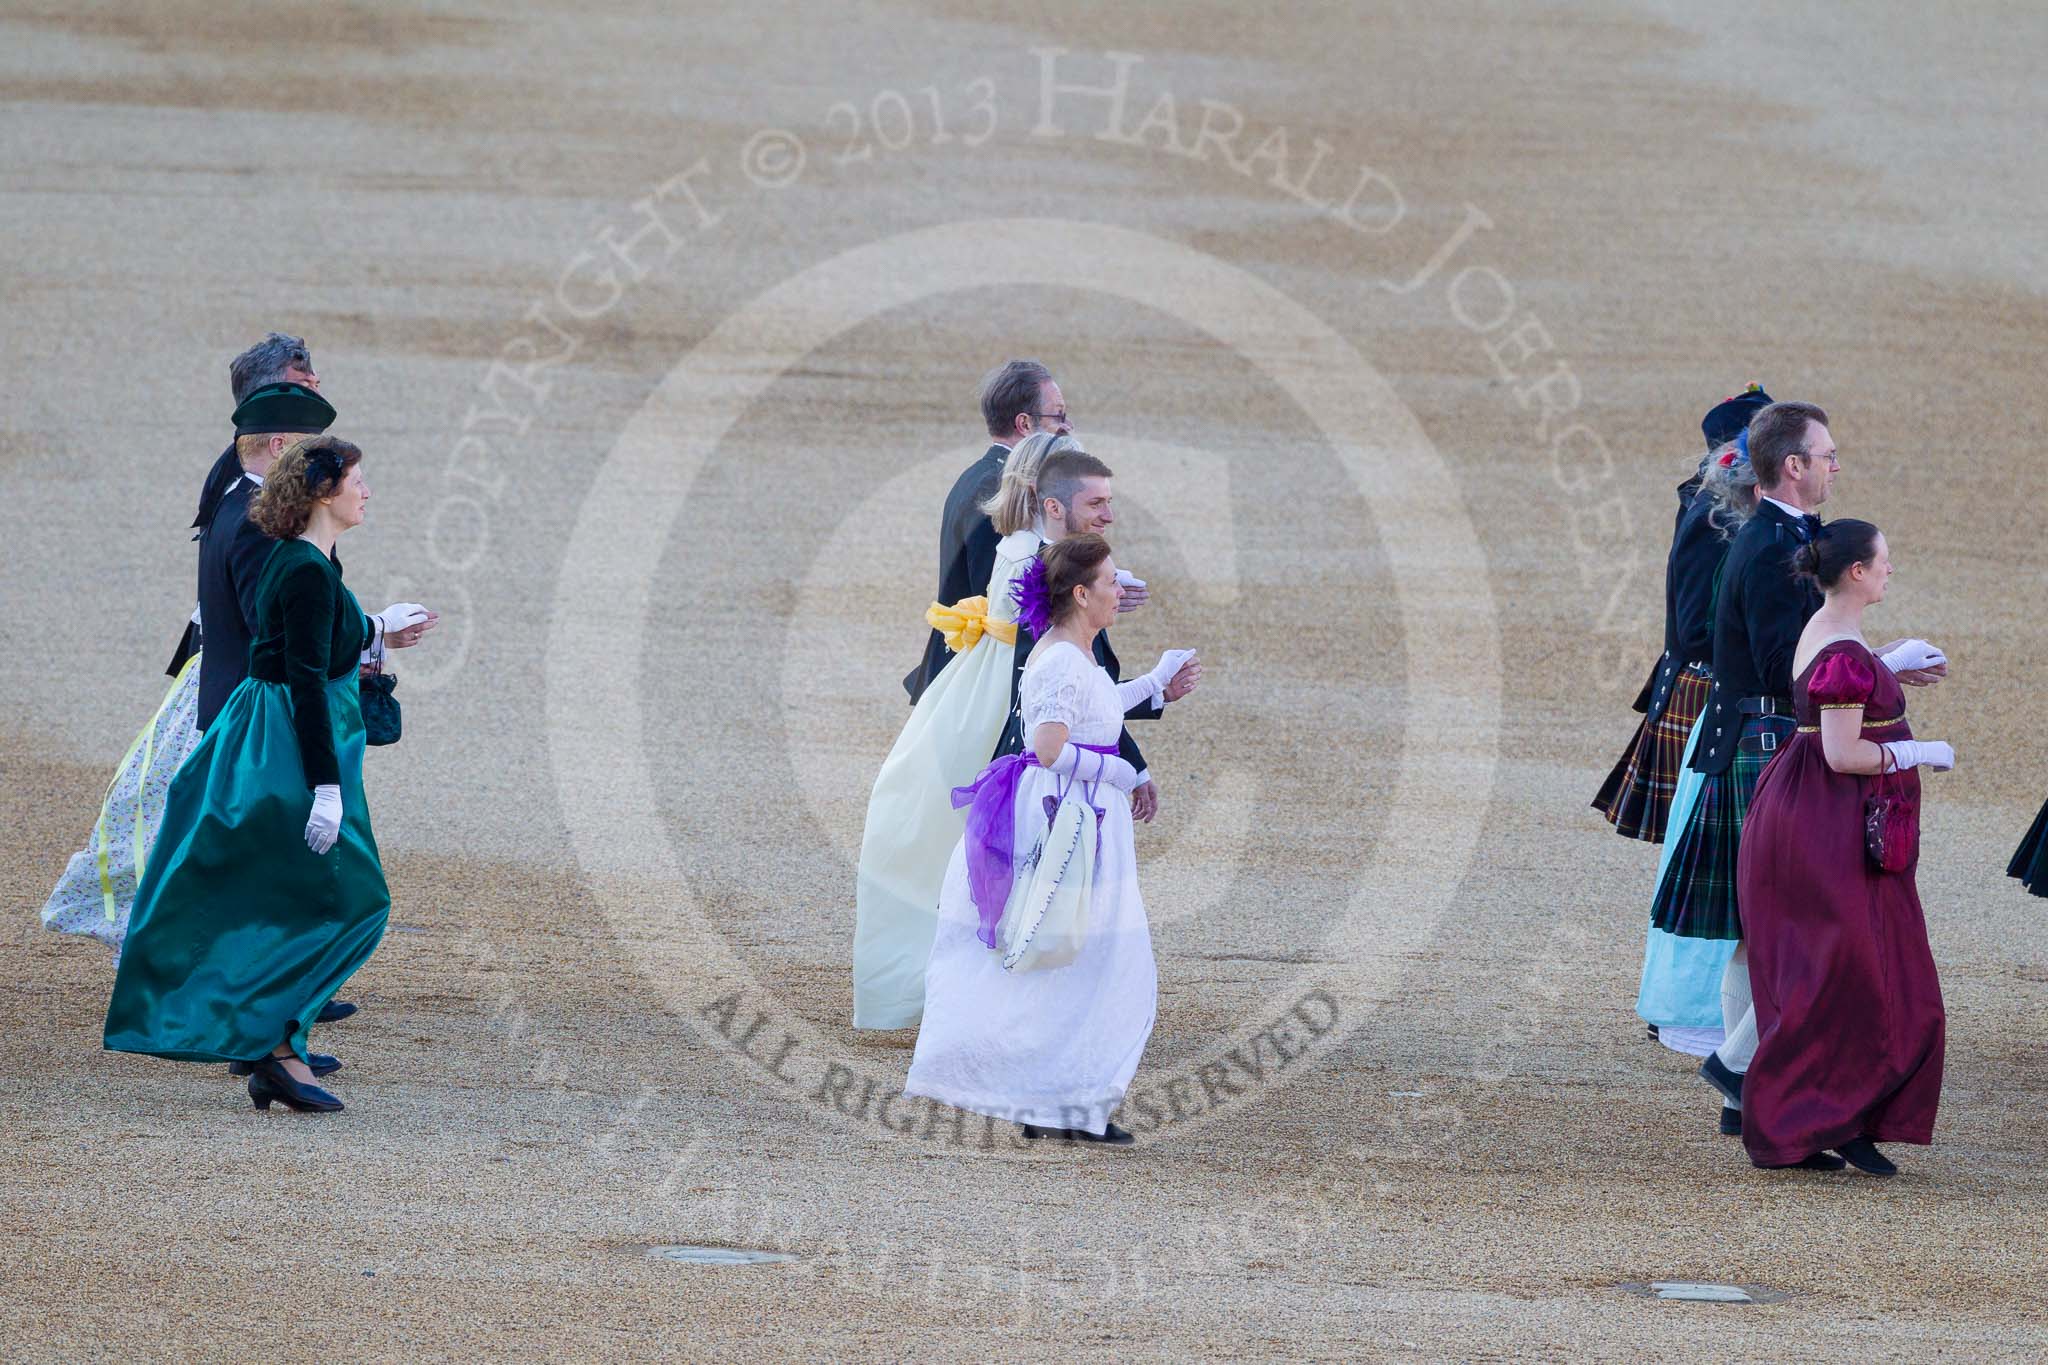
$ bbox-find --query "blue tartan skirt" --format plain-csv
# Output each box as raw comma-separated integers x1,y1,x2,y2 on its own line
1647,713,1795,941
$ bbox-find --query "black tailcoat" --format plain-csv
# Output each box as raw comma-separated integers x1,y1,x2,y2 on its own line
1629,474,1704,713
1639,483,1733,730
1688,501,1823,775
904,442,1010,703
166,441,246,677
194,478,280,731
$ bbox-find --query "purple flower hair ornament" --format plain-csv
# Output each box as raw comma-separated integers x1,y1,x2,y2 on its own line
1009,554,1055,636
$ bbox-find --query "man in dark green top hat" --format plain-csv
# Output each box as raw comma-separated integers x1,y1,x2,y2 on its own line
194,382,339,732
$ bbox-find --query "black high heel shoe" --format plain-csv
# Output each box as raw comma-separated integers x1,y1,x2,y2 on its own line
247,1056,344,1112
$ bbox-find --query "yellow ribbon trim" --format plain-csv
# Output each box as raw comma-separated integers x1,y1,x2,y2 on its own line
96,652,201,920
926,596,1018,654
1797,714,1906,733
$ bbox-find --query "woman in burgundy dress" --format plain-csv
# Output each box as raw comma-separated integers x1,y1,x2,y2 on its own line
1736,520,1953,1176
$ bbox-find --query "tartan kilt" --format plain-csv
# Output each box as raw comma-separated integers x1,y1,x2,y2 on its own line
1648,713,1795,940
1592,664,1711,842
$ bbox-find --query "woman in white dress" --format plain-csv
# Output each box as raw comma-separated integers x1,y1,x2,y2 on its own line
906,534,1194,1145
853,432,1082,1029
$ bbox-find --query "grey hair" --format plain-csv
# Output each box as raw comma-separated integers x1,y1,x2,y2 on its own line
982,432,1081,534
978,358,1053,440
1699,443,1758,539
229,332,312,404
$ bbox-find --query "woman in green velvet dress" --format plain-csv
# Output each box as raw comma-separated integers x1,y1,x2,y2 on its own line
105,436,429,1113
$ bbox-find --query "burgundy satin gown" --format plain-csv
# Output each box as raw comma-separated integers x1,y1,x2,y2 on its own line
1737,639,1945,1168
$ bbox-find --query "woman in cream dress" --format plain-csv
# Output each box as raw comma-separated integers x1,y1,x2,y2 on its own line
852,433,1078,1029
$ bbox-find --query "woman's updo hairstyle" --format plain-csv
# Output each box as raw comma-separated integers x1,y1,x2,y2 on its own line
1041,532,1113,626
1790,517,1880,591
250,435,363,540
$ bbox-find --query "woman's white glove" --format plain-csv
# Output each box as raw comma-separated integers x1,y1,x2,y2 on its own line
1138,648,1198,701
305,784,343,853
373,603,430,639
1879,639,1947,674
1048,743,1140,793
1882,740,1955,773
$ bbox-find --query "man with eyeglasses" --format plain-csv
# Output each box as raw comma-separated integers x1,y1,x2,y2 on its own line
904,358,1076,703
1650,400,1944,1142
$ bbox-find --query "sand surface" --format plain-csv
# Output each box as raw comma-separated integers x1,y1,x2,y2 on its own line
3,1,2045,1358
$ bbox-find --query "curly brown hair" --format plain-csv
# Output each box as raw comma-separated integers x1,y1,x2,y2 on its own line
250,435,363,540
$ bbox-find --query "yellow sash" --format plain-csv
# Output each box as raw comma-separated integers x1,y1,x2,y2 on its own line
925,596,1018,654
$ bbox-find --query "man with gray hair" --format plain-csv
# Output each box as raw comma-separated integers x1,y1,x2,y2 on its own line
171,333,323,674
904,359,1074,702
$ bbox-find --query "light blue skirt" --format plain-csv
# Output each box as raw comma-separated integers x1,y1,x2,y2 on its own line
1635,710,1734,1031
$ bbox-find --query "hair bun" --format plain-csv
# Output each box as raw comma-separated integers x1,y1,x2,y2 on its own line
1788,517,1880,591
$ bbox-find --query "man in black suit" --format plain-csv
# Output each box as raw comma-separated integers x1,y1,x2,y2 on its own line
168,333,323,677
194,382,341,731
994,449,1200,822
904,359,1073,703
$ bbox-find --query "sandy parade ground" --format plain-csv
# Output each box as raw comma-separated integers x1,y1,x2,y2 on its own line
3,1,2046,1358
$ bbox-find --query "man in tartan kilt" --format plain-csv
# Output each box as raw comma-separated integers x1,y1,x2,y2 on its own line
1593,385,1772,841
1651,400,1946,1132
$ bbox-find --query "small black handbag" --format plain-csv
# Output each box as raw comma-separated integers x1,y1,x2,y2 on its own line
361,670,402,746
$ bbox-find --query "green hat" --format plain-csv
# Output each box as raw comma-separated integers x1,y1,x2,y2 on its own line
232,382,335,436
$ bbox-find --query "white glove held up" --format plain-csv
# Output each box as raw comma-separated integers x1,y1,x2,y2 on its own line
1139,648,1198,701
1880,639,1947,673
1047,743,1140,793
1883,740,1955,773
305,784,342,854
374,603,430,637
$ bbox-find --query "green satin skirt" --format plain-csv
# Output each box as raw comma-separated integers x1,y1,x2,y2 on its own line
103,672,389,1065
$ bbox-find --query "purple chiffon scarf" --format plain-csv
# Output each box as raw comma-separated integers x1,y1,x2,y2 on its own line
952,741,1118,948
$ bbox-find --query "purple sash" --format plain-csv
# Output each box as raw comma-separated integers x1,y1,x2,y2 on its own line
952,742,1118,948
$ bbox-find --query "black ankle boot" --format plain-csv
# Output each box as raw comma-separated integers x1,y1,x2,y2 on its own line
1836,1138,1897,1176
